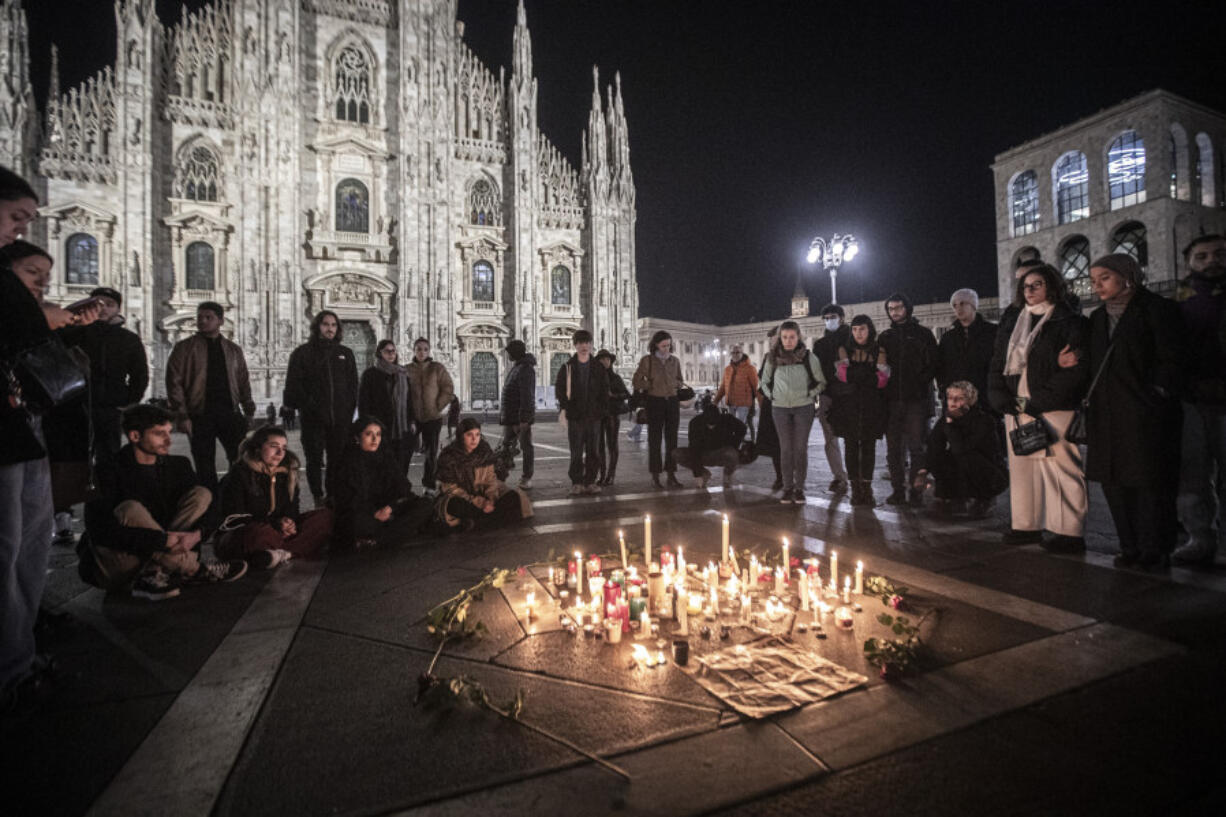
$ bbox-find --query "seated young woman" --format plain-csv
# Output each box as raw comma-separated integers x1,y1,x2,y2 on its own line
217,426,334,568
332,417,434,549
435,418,533,532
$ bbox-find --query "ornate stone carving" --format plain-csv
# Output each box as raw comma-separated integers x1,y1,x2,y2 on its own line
329,274,377,305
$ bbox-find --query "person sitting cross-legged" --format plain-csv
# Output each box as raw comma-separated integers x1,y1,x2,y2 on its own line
915,381,1007,518
216,426,334,568
434,419,533,533
80,404,247,601
672,403,748,490
332,417,434,550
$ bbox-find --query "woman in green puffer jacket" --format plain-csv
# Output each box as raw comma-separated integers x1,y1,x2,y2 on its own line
761,320,827,503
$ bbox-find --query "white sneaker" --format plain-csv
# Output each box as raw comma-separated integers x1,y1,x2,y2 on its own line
569,484,584,496
267,549,293,568
584,483,602,495
519,477,533,490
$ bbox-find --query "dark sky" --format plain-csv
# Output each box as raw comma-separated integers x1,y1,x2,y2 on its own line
24,0,1226,323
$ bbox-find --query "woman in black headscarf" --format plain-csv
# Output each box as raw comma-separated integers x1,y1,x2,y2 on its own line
358,340,416,479
331,417,433,549
434,418,532,532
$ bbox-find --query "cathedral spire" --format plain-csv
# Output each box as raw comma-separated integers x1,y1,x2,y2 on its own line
584,65,607,179
44,44,61,144
512,0,532,82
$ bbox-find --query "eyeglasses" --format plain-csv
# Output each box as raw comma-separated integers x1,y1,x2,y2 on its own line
1022,282,1045,292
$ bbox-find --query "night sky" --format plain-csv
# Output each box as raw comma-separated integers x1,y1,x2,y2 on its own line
23,0,1226,323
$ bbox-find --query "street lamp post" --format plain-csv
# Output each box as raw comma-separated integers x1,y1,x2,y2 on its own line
806,233,860,305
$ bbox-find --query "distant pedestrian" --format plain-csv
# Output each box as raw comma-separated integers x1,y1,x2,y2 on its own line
165,301,255,494
915,381,1007,517
406,338,454,490
878,293,938,507
831,314,889,507
499,340,537,490
989,263,1089,550
761,320,826,504
556,329,610,495
447,395,461,439
279,404,296,430
283,311,359,505
265,403,276,426
813,304,851,494
633,330,685,489
358,339,416,479
712,344,759,424
596,349,630,486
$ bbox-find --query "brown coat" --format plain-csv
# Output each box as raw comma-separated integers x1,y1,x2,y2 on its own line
407,358,455,422
434,461,533,527
632,354,683,397
165,334,255,419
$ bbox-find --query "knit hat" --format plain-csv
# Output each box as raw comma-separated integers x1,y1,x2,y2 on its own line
1090,253,1143,286
91,286,122,306
950,288,979,309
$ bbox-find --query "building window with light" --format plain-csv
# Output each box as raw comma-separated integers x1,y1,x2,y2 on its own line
551,265,572,305
65,233,99,285
1195,132,1217,208
472,261,494,302
1108,131,1146,209
1054,152,1089,224
335,178,369,233
1011,170,1039,236
1059,235,1091,299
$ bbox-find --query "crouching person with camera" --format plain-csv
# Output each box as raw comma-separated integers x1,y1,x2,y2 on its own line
79,404,248,601
671,403,747,490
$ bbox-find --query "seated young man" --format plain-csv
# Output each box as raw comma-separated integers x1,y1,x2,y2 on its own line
915,381,1007,518
671,403,748,489
80,404,247,600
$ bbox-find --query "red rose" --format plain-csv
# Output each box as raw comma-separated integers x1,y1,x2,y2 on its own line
889,595,905,610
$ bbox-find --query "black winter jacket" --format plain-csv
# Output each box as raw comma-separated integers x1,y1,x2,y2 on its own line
923,405,1003,470
878,318,938,403
988,301,1090,414
500,353,537,425
606,369,631,416
59,319,149,408
1084,288,1186,486
284,339,359,427
358,366,414,439
830,344,889,441
331,445,413,541
0,261,54,465
935,315,997,398
813,325,850,386
83,444,207,558
688,410,747,453
555,355,610,421
219,451,303,524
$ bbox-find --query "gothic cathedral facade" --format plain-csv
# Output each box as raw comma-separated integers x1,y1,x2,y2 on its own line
0,0,639,404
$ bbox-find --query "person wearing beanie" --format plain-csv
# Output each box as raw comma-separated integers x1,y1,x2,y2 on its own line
434,418,532,532
878,292,939,506
499,339,537,489
1069,253,1187,570
813,303,850,494
936,288,998,404
1172,235,1226,566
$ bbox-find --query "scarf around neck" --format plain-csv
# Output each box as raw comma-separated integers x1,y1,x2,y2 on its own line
375,357,411,437
1004,301,1055,376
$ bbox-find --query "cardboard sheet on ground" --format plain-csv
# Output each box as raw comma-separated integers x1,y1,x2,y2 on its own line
682,637,868,718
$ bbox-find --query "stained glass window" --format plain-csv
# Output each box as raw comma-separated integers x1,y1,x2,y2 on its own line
1054,152,1089,224
65,233,98,285
1011,171,1039,236
472,261,494,302
335,178,369,233
551,266,571,305
469,179,499,226
186,241,215,290
1108,131,1146,209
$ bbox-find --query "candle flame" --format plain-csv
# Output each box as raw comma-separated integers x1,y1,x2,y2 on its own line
856,560,863,569
723,514,728,522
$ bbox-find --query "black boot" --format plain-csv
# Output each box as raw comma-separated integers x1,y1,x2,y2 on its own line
651,474,664,490
666,472,683,488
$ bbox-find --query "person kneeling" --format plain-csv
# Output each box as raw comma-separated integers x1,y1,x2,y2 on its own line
332,417,434,550
217,426,333,567
435,419,533,532
79,404,247,601
671,403,747,489
915,381,1007,518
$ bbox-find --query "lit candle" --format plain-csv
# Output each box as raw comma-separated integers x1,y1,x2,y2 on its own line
774,567,784,596
648,570,665,616
749,556,760,587
677,546,685,576
707,562,718,591
843,575,851,604
619,530,627,568
656,650,667,666
830,550,838,593
710,587,720,616
810,592,819,624
782,537,790,577
741,594,751,624
799,571,810,610
607,618,623,643
687,590,703,616
855,561,864,595
575,550,584,597
722,514,730,563
548,566,554,586
677,588,689,635
525,591,536,622
639,610,651,640
632,643,648,664
644,515,652,567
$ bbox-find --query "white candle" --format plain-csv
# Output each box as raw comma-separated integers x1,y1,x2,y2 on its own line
548,566,554,586
799,572,809,610
843,575,851,604
710,587,719,615
722,514,730,563
707,562,718,590
855,561,864,595
575,550,584,597
741,594,751,624
677,588,689,635
525,591,536,622
618,530,627,568
810,592,819,624
830,551,838,593
750,556,760,587
639,610,651,640
782,537,790,578
774,567,784,596
644,515,652,567
677,546,685,576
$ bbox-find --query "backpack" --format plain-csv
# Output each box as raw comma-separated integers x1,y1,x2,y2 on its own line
766,349,820,394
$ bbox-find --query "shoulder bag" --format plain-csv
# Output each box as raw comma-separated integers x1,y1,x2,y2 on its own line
1065,342,1114,446
1009,412,1051,456
12,336,88,411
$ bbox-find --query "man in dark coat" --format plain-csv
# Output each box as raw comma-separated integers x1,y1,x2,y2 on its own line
555,329,610,495
672,403,747,489
499,340,537,489
283,310,359,504
936,289,997,402
812,304,851,493
596,349,630,485
878,292,939,506
1173,234,1226,566
917,381,1006,518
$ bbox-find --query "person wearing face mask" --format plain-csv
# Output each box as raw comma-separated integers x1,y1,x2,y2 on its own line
831,315,889,506
914,382,1007,518
813,304,851,494
435,418,532,532
332,417,433,549
1071,254,1186,570
1172,235,1226,566
989,264,1089,551
712,344,759,425
878,293,939,507
633,330,686,489
359,340,417,480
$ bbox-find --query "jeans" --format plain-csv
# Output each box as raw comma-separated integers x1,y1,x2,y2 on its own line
672,446,739,481
567,417,601,485
730,405,750,423
646,397,680,474
189,410,248,492
416,419,443,488
1178,402,1226,554
503,423,535,479
628,423,644,442
886,399,930,492
843,437,876,481
0,431,53,689
301,418,350,499
772,403,815,492
816,394,848,482
598,415,620,482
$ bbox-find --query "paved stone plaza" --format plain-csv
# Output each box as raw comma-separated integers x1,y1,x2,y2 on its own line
6,415,1226,816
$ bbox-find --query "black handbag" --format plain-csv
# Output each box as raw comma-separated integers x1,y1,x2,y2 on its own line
1066,343,1114,446
14,337,88,410
1010,414,1051,456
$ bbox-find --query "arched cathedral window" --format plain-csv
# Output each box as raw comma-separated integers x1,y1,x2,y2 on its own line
1010,171,1039,236
65,233,99,285
1054,152,1088,224
472,261,494,302
177,143,220,202
186,241,215,290
336,179,369,233
469,179,500,226
551,266,572,305
334,45,371,124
